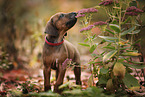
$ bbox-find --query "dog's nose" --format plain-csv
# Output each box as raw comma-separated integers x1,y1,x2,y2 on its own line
69,12,77,19
70,12,77,16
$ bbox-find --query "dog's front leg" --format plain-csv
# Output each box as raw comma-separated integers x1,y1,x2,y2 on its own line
74,66,81,85
44,66,51,91
54,64,66,93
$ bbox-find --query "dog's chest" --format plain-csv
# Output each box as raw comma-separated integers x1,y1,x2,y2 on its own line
52,51,67,62
44,45,68,63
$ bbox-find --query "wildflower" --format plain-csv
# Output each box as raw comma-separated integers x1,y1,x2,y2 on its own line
94,21,107,26
104,1,113,6
62,58,72,70
75,14,85,18
126,6,144,16
99,0,118,6
125,12,138,16
88,8,98,13
126,6,137,12
126,6,144,13
75,8,98,18
80,25,94,32
77,8,98,14
135,8,144,13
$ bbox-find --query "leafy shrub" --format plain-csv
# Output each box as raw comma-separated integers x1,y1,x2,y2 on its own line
76,0,144,94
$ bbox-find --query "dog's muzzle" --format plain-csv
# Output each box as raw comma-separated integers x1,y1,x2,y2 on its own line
66,12,77,28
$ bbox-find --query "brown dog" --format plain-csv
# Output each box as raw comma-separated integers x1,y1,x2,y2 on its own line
42,12,81,93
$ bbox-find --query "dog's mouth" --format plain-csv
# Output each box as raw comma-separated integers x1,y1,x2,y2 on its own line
66,12,77,28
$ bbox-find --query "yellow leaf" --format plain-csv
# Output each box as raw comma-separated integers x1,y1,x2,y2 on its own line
106,79,114,91
113,62,126,79
103,50,117,62
129,86,140,91
88,74,93,87
122,52,141,56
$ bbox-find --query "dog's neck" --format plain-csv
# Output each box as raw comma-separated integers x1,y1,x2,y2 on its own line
45,36,64,46
46,32,67,43
45,35,65,47
46,35,58,43
46,35,62,43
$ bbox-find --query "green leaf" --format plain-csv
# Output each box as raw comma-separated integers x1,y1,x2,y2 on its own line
63,89,82,95
123,73,139,88
88,61,98,64
121,52,141,56
120,47,130,50
104,39,116,43
132,39,141,46
84,38,89,42
122,62,145,69
99,36,118,40
135,23,141,26
111,19,118,24
88,74,93,87
129,61,144,64
121,27,135,36
100,68,109,74
79,43,90,47
99,76,108,84
59,82,70,89
89,44,97,53
109,24,121,33
128,30,140,34
126,50,138,52
103,50,117,62
105,28,115,35
92,34,96,39
103,46,115,50
30,91,61,97
121,16,131,24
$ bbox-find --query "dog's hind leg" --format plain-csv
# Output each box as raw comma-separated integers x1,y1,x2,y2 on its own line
74,66,81,85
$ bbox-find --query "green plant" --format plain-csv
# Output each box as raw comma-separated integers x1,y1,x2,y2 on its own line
0,49,13,71
62,86,114,97
27,87,112,97
18,81,42,94
76,0,145,93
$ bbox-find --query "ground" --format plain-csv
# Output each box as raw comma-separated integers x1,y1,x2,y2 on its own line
0,54,95,95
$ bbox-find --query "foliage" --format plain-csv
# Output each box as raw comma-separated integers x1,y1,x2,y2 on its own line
0,48,13,71
62,87,114,97
0,79,42,97
76,0,145,94
19,81,41,94
26,87,113,97
28,90,61,97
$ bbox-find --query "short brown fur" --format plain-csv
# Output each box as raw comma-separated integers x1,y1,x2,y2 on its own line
42,12,81,93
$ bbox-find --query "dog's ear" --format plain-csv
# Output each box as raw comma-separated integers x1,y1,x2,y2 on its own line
44,21,59,36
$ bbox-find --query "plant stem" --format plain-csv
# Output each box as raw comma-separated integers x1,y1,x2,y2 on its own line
131,17,135,50
116,3,122,62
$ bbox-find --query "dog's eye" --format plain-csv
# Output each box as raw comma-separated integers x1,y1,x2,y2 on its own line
59,14,64,18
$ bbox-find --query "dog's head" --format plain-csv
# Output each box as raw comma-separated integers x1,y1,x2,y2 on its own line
44,12,77,36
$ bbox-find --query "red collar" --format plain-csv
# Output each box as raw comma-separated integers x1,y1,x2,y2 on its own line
45,36,64,46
